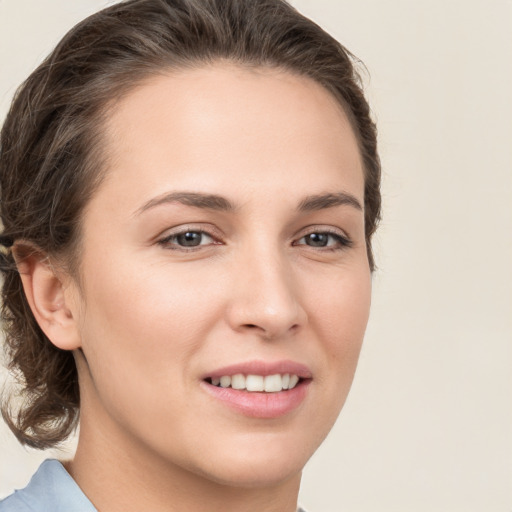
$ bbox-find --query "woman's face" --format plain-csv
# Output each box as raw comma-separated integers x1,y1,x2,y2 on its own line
68,63,371,486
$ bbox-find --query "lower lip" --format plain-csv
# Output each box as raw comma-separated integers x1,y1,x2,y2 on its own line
201,380,310,419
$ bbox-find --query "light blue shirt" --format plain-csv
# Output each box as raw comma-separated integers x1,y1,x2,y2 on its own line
0,459,96,511
1,459,309,511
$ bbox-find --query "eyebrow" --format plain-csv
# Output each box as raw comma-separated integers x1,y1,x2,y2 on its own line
136,191,235,215
297,192,363,212
136,190,362,216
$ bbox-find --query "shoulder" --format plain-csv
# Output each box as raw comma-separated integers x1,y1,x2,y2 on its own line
0,492,32,512
0,459,96,512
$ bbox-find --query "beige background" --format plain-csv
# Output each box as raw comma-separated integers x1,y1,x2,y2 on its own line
1,0,511,510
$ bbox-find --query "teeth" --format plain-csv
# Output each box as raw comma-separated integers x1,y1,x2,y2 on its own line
246,375,264,392
220,376,231,388
264,374,282,392
210,373,301,392
231,374,245,390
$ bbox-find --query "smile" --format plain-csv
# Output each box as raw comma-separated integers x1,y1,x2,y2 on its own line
201,361,312,418
207,373,300,392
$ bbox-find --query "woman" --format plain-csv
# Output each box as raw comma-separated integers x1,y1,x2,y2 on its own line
0,0,380,510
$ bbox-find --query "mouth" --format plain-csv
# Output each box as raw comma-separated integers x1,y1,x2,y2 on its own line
201,361,312,418
205,373,302,392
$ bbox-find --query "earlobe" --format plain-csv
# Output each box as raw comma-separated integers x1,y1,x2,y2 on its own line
13,244,82,351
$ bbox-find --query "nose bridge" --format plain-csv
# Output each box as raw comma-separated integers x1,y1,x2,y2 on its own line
227,240,306,339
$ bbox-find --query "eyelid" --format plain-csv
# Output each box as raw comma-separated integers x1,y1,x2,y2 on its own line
299,225,349,238
293,226,353,249
156,223,224,248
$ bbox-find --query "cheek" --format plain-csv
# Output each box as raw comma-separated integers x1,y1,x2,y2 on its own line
73,260,225,443
304,262,371,397
282,263,371,453
75,256,229,385
305,261,371,344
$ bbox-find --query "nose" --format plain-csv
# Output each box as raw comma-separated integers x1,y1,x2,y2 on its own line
225,247,307,340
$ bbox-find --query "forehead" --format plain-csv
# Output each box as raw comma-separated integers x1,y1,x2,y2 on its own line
98,63,364,208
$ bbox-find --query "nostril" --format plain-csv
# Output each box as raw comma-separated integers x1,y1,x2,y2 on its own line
240,322,301,340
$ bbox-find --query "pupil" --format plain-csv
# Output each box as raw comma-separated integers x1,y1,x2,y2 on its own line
177,232,201,246
307,233,328,247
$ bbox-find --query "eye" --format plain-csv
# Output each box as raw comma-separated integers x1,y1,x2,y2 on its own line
294,231,352,250
159,230,217,249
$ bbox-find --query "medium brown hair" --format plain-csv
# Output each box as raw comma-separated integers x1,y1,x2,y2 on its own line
0,0,381,448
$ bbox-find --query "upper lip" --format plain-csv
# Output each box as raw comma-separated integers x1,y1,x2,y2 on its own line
204,360,312,380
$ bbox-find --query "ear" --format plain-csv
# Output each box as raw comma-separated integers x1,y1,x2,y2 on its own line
13,244,82,351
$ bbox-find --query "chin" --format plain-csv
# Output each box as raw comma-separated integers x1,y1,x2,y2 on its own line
197,455,305,489
182,428,321,489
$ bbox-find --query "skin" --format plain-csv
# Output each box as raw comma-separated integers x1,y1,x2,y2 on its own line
19,63,371,512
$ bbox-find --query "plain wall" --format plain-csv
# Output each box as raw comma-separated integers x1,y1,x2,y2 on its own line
1,1,511,510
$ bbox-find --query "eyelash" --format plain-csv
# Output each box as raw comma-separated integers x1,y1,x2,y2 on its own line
293,229,353,251
157,227,220,251
157,227,352,252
